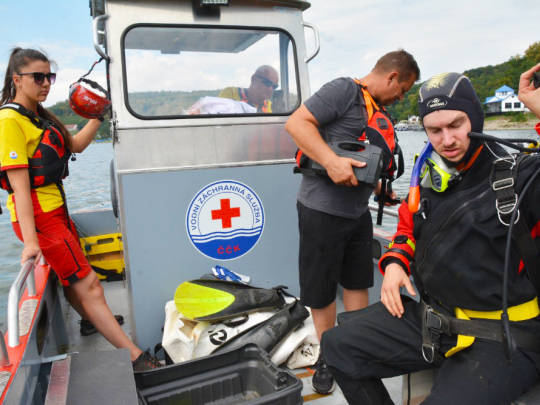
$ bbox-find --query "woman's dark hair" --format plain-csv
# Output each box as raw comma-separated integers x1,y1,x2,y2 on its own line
1,48,72,150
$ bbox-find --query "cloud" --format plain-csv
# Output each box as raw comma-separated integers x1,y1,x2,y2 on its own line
4,0,540,109
303,0,540,91
44,66,107,107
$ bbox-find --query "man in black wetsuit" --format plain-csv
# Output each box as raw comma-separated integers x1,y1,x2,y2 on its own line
321,71,540,404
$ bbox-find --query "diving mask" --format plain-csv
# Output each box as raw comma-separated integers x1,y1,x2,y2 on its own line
414,152,458,193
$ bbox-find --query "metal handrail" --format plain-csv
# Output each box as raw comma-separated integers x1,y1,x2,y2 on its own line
302,22,320,63
368,203,399,219
93,14,110,61
0,331,10,367
7,259,37,348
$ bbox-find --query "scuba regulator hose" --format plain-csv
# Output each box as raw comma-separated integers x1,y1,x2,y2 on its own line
468,132,540,153
408,142,433,213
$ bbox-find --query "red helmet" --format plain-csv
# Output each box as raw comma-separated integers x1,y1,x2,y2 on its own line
69,78,111,119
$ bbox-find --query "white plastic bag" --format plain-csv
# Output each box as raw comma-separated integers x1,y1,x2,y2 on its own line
161,301,210,363
162,299,320,369
183,96,256,115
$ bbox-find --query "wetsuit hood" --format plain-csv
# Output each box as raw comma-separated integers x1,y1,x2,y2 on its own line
418,72,485,164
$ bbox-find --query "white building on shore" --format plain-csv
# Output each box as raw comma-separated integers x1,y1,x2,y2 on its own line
484,85,530,114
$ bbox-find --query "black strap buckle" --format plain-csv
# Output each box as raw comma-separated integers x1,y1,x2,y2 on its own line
421,302,450,365
425,307,442,331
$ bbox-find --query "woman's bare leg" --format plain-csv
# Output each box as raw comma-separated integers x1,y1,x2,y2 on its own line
66,271,142,361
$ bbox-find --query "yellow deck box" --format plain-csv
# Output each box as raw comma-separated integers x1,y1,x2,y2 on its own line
79,233,124,280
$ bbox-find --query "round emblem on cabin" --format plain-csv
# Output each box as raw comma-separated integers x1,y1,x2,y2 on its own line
186,180,265,260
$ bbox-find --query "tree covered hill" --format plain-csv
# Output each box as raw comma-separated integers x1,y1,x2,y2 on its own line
388,41,540,121
48,100,111,139
49,41,540,132
48,89,222,138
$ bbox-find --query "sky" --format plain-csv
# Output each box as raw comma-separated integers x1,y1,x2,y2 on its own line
0,0,539,107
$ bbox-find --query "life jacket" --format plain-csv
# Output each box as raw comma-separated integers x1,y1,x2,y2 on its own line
0,103,71,193
238,88,270,113
354,79,404,179
294,79,403,181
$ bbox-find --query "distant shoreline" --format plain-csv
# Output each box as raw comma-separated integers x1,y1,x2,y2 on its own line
483,118,538,131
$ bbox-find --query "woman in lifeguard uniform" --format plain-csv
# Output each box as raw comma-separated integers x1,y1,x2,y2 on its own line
0,48,161,371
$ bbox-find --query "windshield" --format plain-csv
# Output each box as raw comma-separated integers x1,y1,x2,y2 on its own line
123,26,300,118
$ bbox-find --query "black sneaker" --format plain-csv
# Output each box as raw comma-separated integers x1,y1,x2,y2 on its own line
79,315,125,336
132,349,163,372
311,356,336,394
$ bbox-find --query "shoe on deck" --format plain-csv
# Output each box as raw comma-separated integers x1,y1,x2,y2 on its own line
79,315,125,336
132,349,163,372
311,357,336,395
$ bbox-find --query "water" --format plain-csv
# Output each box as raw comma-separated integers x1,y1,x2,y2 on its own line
0,130,537,325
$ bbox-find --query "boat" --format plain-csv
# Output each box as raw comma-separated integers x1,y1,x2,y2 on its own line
0,1,538,404
395,121,409,131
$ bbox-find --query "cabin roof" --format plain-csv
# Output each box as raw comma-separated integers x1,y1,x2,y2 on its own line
495,85,514,93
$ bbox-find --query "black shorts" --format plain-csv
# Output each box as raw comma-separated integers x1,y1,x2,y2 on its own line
297,201,374,309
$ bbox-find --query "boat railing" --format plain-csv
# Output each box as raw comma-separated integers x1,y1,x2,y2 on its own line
93,14,110,61
0,330,9,367
6,259,37,349
368,203,399,219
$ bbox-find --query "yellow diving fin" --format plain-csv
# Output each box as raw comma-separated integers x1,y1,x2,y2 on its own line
174,279,286,322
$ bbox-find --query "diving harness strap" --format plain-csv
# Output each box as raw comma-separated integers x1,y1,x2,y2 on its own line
419,299,540,365
492,155,540,296
413,154,540,365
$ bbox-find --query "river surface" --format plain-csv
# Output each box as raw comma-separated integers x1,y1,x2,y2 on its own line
0,130,537,325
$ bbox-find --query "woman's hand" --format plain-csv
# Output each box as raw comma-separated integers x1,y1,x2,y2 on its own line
21,241,42,266
381,263,416,317
6,168,43,266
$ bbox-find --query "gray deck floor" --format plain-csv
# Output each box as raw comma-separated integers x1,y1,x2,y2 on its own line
61,280,403,404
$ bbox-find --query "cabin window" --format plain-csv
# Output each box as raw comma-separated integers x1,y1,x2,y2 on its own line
514,102,521,108
505,103,512,109
122,25,300,118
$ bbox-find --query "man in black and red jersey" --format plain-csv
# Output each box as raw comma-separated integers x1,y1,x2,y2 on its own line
285,49,419,394
321,68,540,404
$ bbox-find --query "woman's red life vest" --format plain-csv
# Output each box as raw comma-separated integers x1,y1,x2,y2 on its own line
354,79,403,179
239,87,270,113
0,103,71,192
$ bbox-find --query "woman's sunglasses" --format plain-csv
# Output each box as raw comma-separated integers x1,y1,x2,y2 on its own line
16,72,57,85
255,74,278,90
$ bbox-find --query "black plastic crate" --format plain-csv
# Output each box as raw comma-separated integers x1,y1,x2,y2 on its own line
135,344,303,405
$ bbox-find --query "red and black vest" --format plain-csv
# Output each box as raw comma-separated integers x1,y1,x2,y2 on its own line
295,80,403,180
238,88,270,113
0,103,71,193
354,79,403,179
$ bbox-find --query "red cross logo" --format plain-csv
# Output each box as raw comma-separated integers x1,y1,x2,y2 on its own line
211,198,241,229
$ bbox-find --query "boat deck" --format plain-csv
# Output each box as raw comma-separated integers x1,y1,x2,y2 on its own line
61,280,403,404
